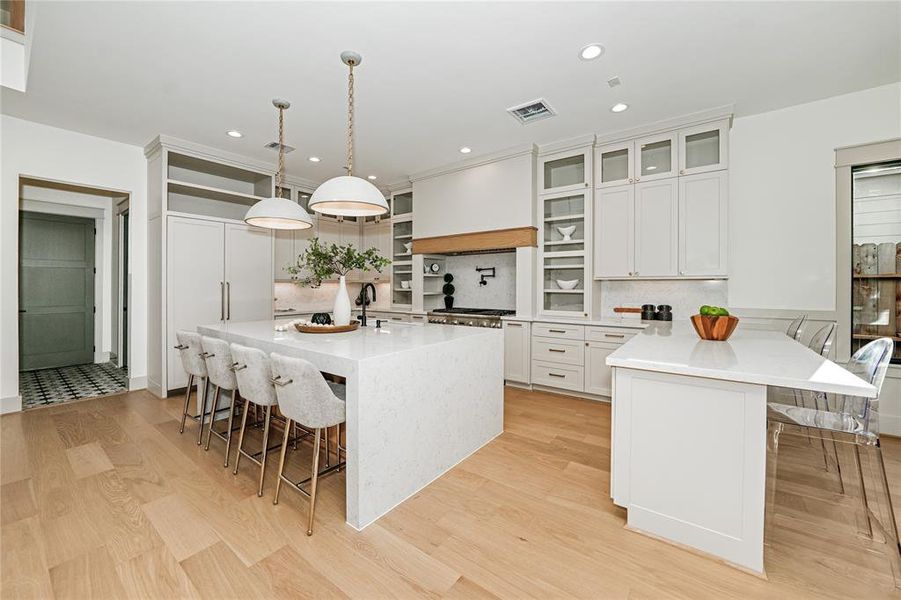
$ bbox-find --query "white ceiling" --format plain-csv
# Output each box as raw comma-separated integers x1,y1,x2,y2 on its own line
3,1,899,186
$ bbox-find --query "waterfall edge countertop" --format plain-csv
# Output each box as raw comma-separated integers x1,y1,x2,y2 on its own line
606,322,876,397
198,319,504,531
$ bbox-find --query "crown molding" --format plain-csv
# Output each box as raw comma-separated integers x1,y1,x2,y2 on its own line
385,179,412,193
536,133,596,156
409,143,537,183
594,104,735,146
282,173,320,191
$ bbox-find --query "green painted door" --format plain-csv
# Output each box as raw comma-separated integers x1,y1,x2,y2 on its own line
18,212,95,370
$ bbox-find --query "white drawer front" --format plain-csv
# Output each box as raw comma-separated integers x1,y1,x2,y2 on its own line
532,322,585,340
385,313,411,323
586,327,637,344
532,360,584,392
532,338,584,366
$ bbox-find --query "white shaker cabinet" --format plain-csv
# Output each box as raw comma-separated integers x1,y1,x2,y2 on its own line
584,341,619,396
679,171,728,277
224,223,274,322
593,184,634,278
634,179,679,277
274,221,316,282
503,320,531,384
166,217,272,390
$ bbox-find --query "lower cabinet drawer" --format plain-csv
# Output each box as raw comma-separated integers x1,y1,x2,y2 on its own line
586,327,638,343
532,322,585,340
531,338,584,366
531,360,585,392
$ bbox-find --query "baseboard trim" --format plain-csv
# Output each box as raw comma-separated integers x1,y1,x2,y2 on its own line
881,413,901,437
1,395,22,414
129,376,147,391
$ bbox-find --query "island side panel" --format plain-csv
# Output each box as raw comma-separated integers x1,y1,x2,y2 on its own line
612,367,767,574
348,329,504,530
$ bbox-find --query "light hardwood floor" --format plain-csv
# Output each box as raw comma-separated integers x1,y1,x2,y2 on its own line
2,386,900,599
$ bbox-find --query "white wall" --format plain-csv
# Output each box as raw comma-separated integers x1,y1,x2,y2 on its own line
412,152,535,238
728,82,901,312
0,115,148,412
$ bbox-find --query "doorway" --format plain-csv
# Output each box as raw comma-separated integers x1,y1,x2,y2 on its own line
17,178,130,409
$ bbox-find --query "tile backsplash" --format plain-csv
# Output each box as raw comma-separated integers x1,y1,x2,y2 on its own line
274,281,391,312
444,252,516,310
600,279,728,320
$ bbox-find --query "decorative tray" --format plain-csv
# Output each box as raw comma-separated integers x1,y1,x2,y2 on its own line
294,321,360,334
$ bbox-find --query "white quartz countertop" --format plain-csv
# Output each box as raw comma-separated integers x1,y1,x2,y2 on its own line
501,315,647,329
607,322,877,397
199,319,499,363
274,307,422,317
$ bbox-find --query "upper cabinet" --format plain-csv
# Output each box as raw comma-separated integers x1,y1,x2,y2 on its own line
678,119,729,176
635,132,678,183
392,190,413,219
592,118,730,280
539,147,592,194
596,141,634,189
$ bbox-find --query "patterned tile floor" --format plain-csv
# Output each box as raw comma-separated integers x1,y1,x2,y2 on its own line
20,362,128,409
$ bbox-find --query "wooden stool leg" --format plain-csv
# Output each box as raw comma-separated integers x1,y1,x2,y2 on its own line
232,398,250,475
273,419,292,505
204,385,221,451
180,374,194,434
223,389,239,468
307,428,322,536
258,406,273,497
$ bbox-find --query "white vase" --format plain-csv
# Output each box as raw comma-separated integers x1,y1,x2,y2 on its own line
333,275,352,326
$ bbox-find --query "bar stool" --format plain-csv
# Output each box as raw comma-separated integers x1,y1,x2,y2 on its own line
785,314,807,341
230,343,280,497
766,338,899,586
200,336,241,467
174,330,210,445
269,353,347,536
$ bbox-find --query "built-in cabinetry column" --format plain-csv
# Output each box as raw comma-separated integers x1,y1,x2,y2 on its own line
503,320,531,384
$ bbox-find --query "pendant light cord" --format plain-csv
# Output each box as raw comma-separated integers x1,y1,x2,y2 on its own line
277,105,286,189
346,61,355,177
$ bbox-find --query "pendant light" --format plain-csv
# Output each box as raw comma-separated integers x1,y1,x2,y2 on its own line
244,99,314,230
308,51,389,218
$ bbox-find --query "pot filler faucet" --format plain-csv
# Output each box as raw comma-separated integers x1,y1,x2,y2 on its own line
357,282,377,326
476,266,496,286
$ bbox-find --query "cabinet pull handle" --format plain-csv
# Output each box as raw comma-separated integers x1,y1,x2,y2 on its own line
508,323,522,327
220,282,225,321
605,333,625,339
548,372,565,378
226,282,231,320
174,344,188,350
548,329,566,333
548,348,565,353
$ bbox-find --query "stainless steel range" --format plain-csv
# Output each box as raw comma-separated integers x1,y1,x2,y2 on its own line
427,308,515,328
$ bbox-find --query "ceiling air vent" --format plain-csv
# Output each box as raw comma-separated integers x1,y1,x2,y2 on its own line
506,98,556,125
264,141,296,153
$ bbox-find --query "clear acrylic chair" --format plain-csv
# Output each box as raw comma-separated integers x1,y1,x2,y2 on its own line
766,338,898,586
269,352,346,536
785,314,807,341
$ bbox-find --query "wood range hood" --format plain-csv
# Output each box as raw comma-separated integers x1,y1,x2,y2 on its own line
411,226,537,255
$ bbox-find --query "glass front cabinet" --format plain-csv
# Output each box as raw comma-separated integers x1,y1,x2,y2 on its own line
539,189,590,316
678,119,729,176
851,162,901,364
539,147,592,195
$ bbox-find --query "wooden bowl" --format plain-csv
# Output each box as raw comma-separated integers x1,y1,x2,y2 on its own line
294,321,360,334
690,314,739,341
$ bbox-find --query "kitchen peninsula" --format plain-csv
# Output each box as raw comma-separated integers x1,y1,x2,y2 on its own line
199,319,503,529
607,323,877,574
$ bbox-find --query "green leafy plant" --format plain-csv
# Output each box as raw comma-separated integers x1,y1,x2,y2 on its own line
288,237,390,287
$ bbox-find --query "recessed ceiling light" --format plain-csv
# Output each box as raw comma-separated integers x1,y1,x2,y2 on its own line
300,194,309,198
308,156,321,162
646,166,657,171
226,130,243,138
459,147,472,154
610,103,629,113
367,175,377,180
580,44,605,60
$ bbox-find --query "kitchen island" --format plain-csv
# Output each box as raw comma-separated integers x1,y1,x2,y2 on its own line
606,322,876,575
199,319,503,529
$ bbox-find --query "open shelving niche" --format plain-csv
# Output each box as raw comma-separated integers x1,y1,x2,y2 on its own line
539,188,590,316
391,189,414,308
421,256,448,310
166,152,272,221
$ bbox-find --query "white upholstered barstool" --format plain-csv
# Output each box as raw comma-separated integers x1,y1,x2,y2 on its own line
269,352,347,536
200,336,242,466
174,330,210,445
230,343,280,497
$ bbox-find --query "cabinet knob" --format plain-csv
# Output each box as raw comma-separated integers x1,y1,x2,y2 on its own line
680,270,684,275
634,271,639,276
628,178,633,183
628,272,633,276
680,169,685,175
635,177,640,182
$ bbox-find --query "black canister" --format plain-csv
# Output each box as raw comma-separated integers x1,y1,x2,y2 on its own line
641,304,656,320
654,305,673,321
